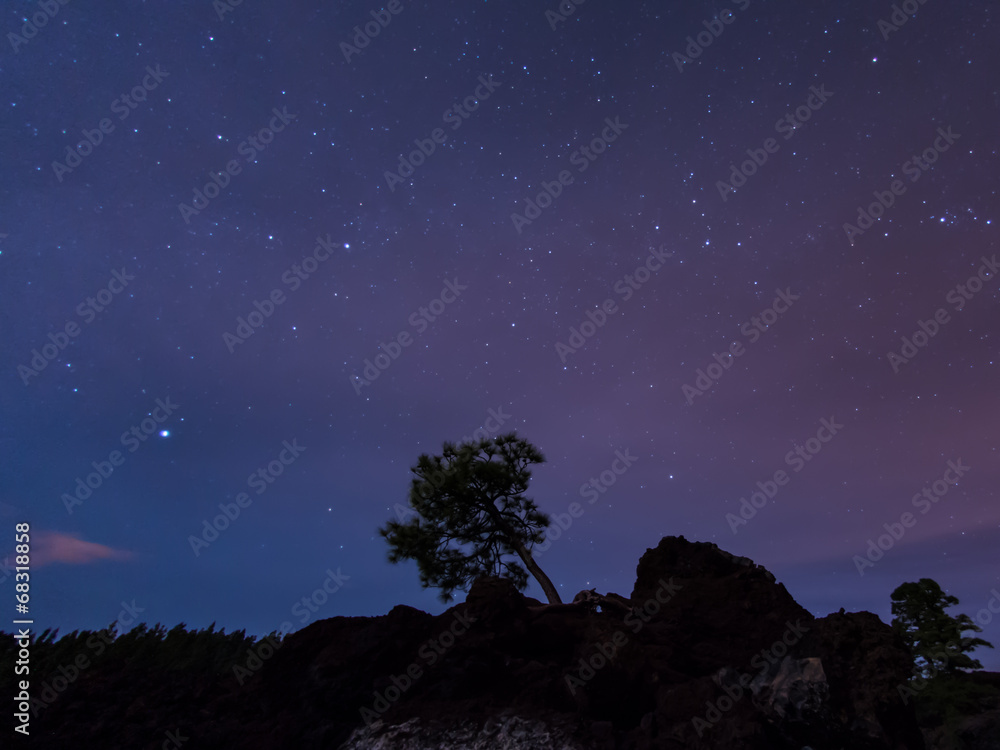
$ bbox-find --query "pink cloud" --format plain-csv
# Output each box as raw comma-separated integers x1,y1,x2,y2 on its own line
28,531,132,567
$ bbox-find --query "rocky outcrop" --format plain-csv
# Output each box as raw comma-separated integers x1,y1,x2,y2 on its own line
10,536,937,749
341,715,594,750
916,671,1000,750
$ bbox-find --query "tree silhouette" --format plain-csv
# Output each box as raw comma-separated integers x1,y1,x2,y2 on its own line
891,578,993,677
378,432,562,603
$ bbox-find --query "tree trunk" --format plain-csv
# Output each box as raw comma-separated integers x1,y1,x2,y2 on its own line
482,501,563,604
512,539,562,604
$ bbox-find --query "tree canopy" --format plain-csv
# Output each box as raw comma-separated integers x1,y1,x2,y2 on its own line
378,432,562,603
891,578,993,678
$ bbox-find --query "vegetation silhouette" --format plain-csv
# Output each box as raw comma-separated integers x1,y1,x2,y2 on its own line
891,577,993,677
379,432,562,603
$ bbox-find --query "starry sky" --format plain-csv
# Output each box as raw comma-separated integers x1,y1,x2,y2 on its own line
2,1,998,669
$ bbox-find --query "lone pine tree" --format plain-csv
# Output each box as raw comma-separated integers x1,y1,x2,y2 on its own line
379,432,562,603
891,578,993,677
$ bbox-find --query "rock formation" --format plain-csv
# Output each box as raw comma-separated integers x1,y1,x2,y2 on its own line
10,536,974,749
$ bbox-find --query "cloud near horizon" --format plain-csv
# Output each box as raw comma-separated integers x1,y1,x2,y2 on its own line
19,531,133,567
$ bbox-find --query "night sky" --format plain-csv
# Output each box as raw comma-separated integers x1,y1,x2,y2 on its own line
2,1,998,670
